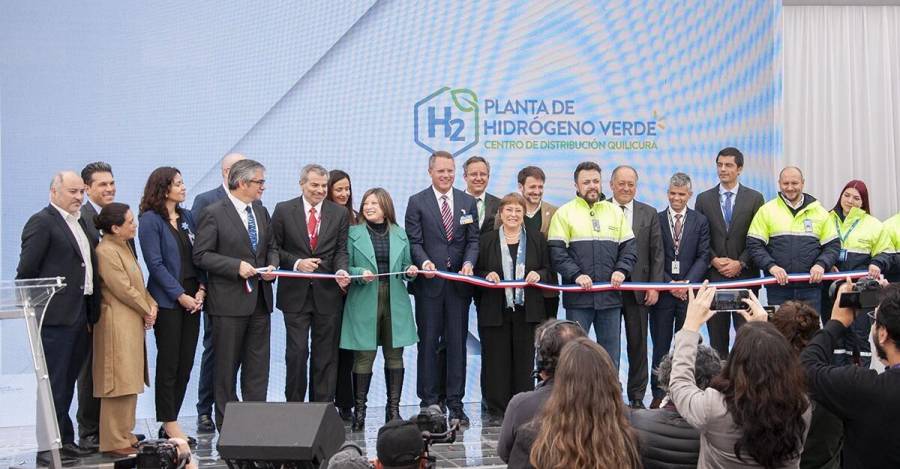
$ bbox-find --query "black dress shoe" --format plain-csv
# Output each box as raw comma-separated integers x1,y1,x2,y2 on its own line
79,433,100,450
338,406,354,422
135,433,146,442
61,442,95,457
159,426,197,447
197,414,216,433
36,450,79,467
448,408,470,427
629,399,646,410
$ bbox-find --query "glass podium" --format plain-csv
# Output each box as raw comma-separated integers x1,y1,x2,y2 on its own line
0,278,67,468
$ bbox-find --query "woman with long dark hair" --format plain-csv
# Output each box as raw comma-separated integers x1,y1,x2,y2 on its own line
824,179,885,365
326,168,356,421
671,283,811,468
138,167,205,444
527,337,641,469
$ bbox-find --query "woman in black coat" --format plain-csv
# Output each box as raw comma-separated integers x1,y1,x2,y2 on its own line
475,193,551,418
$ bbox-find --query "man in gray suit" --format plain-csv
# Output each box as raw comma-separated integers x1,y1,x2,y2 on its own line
76,161,125,451
610,166,664,409
193,159,278,430
694,147,765,357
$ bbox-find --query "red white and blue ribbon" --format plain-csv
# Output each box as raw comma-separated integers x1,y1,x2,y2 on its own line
245,267,870,293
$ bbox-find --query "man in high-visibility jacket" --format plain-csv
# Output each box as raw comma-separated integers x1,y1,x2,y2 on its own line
872,213,900,282
747,166,840,313
548,161,637,369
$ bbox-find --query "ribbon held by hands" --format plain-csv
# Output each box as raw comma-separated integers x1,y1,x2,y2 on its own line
252,268,871,293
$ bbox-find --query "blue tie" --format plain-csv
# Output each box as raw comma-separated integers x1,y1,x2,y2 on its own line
723,192,733,229
246,206,258,252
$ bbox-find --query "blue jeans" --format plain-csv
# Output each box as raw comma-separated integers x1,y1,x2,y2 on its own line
565,307,622,369
766,286,822,315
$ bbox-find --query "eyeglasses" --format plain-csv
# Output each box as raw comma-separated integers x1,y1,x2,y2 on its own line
249,179,266,186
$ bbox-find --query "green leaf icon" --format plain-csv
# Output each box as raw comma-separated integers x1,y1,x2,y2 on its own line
451,88,478,113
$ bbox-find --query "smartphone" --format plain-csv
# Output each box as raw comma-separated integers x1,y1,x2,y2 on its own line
711,289,750,311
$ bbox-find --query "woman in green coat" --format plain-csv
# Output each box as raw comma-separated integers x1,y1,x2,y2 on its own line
340,187,418,430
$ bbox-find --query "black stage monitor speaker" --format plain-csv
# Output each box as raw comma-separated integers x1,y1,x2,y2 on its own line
217,402,345,464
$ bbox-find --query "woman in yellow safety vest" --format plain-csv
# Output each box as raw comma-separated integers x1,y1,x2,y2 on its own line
824,180,885,366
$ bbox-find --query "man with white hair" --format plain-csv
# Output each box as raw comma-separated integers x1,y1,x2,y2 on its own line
17,171,101,466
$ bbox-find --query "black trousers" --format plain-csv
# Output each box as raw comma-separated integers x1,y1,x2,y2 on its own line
478,306,537,414
212,293,270,429
154,305,201,422
40,306,89,445
76,330,100,439
195,310,215,417
621,292,649,401
284,289,340,403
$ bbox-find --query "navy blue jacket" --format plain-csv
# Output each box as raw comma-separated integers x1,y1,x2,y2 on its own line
658,208,711,283
138,209,206,309
405,187,479,298
191,185,227,220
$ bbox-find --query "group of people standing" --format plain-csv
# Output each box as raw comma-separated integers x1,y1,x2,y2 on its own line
16,147,900,466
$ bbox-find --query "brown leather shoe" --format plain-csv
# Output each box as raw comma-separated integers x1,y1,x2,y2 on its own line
104,446,138,457
649,397,663,409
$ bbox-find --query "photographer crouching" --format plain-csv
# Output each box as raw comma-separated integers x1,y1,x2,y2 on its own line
800,278,900,468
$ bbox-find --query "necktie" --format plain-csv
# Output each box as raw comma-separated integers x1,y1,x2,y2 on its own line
477,198,485,229
723,191,734,229
674,213,683,252
308,206,319,251
246,206,258,252
440,195,453,241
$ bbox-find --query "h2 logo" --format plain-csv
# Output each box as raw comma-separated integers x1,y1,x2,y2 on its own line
414,87,479,157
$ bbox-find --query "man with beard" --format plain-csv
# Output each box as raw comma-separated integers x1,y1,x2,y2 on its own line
547,161,636,368
800,282,900,468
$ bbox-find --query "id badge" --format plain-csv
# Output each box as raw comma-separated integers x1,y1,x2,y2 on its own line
804,219,813,233
460,214,474,225
592,219,602,232
671,260,681,275
839,249,848,262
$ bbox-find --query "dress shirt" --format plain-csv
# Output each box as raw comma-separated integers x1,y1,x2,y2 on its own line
301,197,324,239
666,206,688,246
615,198,635,227
718,183,740,219
465,190,486,228
226,190,259,241
52,202,94,295
433,185,455,214
88,198,103,217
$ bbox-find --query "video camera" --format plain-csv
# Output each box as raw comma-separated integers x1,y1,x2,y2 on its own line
113,439,191,469
832,277,883,310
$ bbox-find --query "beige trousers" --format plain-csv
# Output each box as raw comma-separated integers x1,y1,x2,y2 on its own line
99,394,137,452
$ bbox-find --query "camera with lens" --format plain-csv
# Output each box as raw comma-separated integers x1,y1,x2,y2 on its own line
134,439,190,469
833,277,883,310
414,405,448,436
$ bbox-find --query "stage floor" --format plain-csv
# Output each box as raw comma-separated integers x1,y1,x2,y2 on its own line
0,403,507,469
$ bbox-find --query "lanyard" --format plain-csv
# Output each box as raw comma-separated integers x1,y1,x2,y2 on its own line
667,209,685,255
835,217,861,244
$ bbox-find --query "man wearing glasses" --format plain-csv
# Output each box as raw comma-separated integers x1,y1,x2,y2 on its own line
193,158,278,430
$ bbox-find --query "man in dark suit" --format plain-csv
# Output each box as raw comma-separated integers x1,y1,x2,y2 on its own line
650,172,710,408
271,164,350,403
190,152,247,432
609,166,664,409
405,150,479,425
74,161,126,451
17,171,101,466
193,158,278,430
694,147,765,358
463,155,501,235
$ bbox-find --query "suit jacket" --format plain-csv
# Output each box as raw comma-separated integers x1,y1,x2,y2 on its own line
474,229,551,326
270,197,349,312
16,205,101,324
138,209,205,309
81,201,136,254
192,197,278,317
658,208,711,284
93,236,154,397
191,184,262,219
405,187,480,298
493,200,558,236
695,184,765,281
478,192,501,236
627,200,665,303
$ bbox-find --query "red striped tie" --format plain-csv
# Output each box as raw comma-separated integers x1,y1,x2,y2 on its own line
440,195,453,241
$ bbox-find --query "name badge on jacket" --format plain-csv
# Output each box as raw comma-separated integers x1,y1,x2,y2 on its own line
460,213,474,225
803,219,813,233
